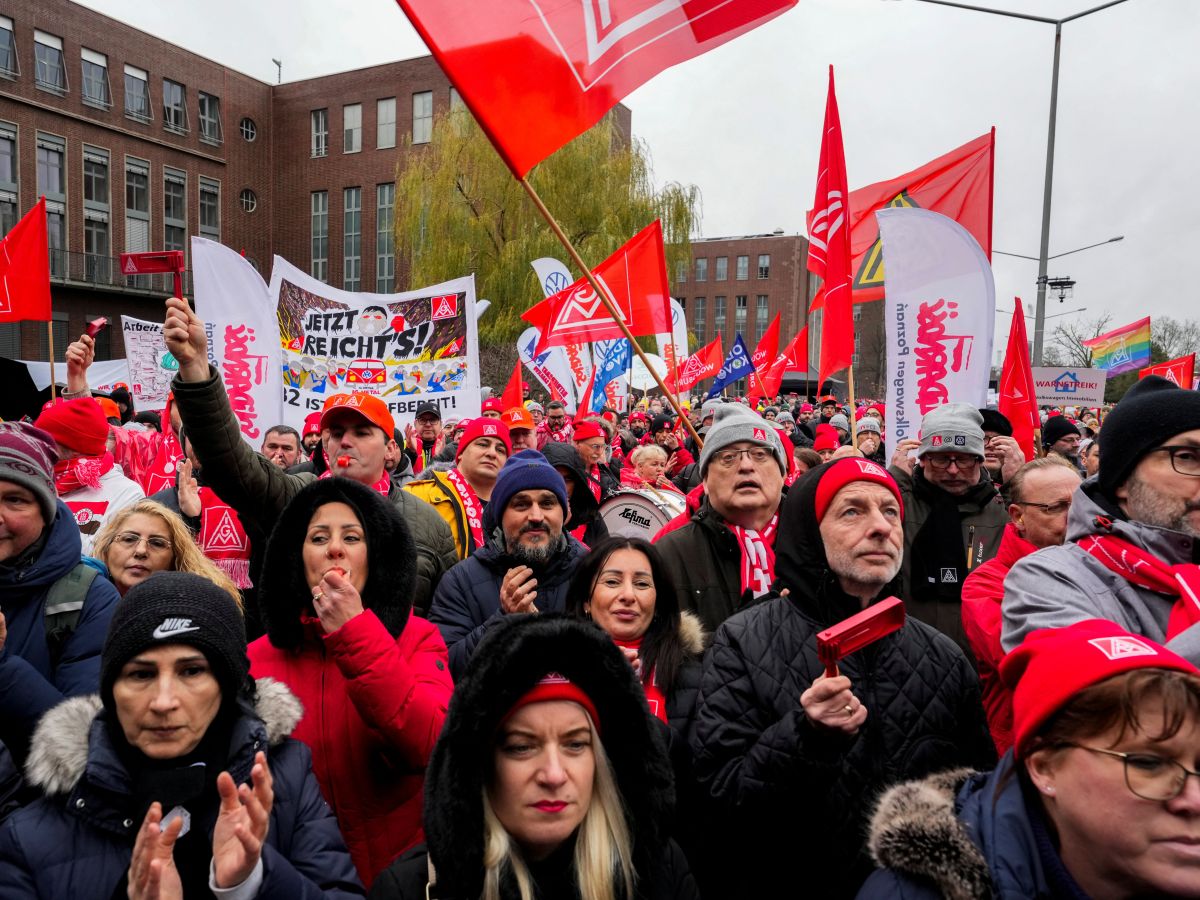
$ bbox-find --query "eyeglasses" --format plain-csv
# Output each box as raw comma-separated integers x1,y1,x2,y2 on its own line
1148,445,1200,477
712,446,775,469
1015,499,1072,516
113,532,172,553
1068,743,1200,801
923,454,980,471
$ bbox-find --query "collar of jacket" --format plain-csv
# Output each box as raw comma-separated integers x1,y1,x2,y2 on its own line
1069,477,1198,565
913,467,999,512
995,523,1039,569
474,530,588,579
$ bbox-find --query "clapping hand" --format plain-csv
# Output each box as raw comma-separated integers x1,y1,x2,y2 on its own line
211,752,273,889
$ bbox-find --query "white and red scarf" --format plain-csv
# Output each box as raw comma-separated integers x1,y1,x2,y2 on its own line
729,514,779,600
196,487,253,588
1079,531,1200,639
445,467,485,551
318,467,391,497
54,452,115,495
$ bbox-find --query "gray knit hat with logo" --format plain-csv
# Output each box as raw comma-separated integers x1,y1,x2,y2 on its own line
917,403,986,459
0,422,59,523
699,404,788,476
856,417,881,435
829,414,850,433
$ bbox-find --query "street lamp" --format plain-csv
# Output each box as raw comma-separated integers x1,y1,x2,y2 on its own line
885,0,1134,364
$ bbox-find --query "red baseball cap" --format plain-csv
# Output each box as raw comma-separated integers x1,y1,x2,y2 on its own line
319,392,394,436
456,417,512,460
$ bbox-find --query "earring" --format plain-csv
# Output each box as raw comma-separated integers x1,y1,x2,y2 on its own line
1042,785,1055,796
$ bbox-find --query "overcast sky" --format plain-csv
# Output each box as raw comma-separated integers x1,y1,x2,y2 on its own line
77,0,1200,346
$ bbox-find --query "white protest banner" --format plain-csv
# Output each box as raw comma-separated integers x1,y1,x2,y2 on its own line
517,326,574,406
655,299,689,389
192,237,282,447
20,358,129,393
878,207,996,462
1031,366,1107,407
120,316,178,407
531,256,592,409
270,255,480,431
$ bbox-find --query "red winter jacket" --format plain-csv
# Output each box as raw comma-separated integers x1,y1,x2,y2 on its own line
961,523,1037,755
248,610,453,887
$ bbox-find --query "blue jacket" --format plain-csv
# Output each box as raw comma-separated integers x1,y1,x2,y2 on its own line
0,679,364,899
428,535,589,680
0,500,119,754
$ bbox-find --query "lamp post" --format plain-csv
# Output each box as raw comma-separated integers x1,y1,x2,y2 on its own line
889,0,1134,364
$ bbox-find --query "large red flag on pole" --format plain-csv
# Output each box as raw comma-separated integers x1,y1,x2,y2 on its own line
1140,354,1195,390
747,313,781,401
998,298,1039,462
806,67,854,391
673,334,724,392
0,197,51,324
393,0,798,178
758,327,809,401
500,359,524,410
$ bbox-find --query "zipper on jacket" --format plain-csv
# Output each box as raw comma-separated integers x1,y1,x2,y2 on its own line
966,525,977,569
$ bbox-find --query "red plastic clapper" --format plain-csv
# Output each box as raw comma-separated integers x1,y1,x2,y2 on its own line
816,597,906,678
85,317,108,339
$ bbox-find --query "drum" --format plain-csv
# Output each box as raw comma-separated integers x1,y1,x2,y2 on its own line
599,488,687,540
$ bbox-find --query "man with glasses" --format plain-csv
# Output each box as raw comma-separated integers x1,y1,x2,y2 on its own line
536,400,573,449
889,403,1010,656
1004,375,1200,665
655,404,789,632
961,458,1081,753
1042,414,1084,473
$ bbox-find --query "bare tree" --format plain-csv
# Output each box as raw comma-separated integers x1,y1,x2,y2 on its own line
1044,314,1112,368
1152,317,1200,360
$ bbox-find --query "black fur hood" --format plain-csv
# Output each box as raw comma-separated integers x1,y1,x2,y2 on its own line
423,614,675,898
258,476,416,650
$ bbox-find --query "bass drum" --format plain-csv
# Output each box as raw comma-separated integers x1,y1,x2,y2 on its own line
599,488,687,540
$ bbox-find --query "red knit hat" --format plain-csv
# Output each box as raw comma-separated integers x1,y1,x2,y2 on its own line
1001,619,1200,758
504,672,601,735
455,417,511,461
813,457,904,523
481,397,504,414
572,420,606,442
302,411,322,438
34,398,108,456
813,423,840,454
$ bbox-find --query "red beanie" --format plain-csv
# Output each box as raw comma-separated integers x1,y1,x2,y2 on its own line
35,398,108,456
572,420,606,442
302,411,322,437
505,672,601,735
1001,619,1200,758
813,457,904,523
813,423,840,454
481,397,504,414
455,417,511,461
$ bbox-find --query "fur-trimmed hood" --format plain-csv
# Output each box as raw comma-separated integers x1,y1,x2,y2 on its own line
678,610,705,657
423,614,676,899
25,677,303,797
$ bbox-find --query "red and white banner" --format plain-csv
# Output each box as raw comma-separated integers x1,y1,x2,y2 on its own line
673,335,724,392
528,256,590,411
747,313,780,400
656,298,689,390
878,208,995,463
1140,354,1195,390
756,327,808,402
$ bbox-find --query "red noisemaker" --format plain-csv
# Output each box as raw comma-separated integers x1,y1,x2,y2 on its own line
336,455,351,469
817,597,906,678
85,317,108,339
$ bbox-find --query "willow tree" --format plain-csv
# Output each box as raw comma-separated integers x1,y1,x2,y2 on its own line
393,106,701,382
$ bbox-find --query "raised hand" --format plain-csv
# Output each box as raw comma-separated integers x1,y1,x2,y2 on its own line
801,673,868,735
162,296,210,383
176,459,202,518
211,752,273,889
65,333,95,394
500,565,538,615
311,568,365,634
890,438,921,475
128,802,184,900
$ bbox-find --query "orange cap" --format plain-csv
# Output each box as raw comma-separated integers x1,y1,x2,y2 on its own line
319,392,394,436
502,407,534,431
96,398,121,420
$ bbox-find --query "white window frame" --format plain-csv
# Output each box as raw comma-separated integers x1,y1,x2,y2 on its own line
124,64,152,123
33,30,67,94
412,91,433,144
0,16,20,79
311,109,328,158
343,104,362,154
80,48,111,109
376,98,396,150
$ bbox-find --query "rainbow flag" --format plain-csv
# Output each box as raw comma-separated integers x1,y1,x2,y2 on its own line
1082,316,1151,375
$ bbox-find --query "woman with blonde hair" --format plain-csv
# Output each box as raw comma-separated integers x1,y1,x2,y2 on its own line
619,445,682,494
93,499,241,604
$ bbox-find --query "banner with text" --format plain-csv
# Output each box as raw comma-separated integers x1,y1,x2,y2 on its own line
270,256,480,431
879,208,995,462
120,316,179,407
1031,366,1107,407
517,326,574,408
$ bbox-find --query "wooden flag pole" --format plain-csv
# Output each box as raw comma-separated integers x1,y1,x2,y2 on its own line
48,317,57,400
519,176,703,448
847,364,858,444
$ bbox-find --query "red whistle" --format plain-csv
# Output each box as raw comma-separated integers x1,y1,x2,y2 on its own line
816,597,906,678
336,455,351,468
85,317,108,339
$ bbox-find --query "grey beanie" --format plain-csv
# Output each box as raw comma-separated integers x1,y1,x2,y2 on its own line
917,402,985,459
699,404,788,476
856,417,881,435
829,414,850,433
700,398,724,423
776,411,795,425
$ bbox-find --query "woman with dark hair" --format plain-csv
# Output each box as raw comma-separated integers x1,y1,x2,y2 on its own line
860,619,1200,899
249,478,453,889
565,536,703,734
369,615,698,900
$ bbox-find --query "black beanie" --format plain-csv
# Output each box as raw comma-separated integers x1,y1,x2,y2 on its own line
650,414,673,434
1099,375,1200,498
1041,415,1080,448
978,408,1013,437
100,571,249,713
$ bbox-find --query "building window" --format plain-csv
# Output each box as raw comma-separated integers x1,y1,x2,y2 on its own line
311,109,328,157
714,296,727,335
162,79,187,133
0,122,17,237
376,183,395,292
0,17,17,78
412,91,433,144
36,311,69,361
758,254,770,279
125,156,150,288
34,31,66,93
675,261,686,283
199,177,220,238
83,147,111,279
239,117,257,142
343,103,362,154
735,295,747,335
239,188,257,213
311,191,328,282
755,296,769,344
715,256,728,281
198,93,222,145
694,257,707,282
37,134,66,278
377,97,396,149
80,49,111,108
693,297,706,342
163,168,187,289
736,255,749,281
343,187,361,290
124,64,151,122
83,147,108,208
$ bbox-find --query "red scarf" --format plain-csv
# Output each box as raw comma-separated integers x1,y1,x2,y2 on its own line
54,453,115,494
197,487,253,588
318,467,391,497
1079,532,1200,640
614,637,668,724
729,514,779,600
445,467,485,552
144,433,183,495
585,464,603,502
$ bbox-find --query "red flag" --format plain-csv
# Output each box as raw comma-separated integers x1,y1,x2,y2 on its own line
673,335,724,392
806,68,854,388
746,313,781,400
394,0,797,178
522,221,671,352
998,298,1039,462
757,327,809,400
1140,354,1196,390
0,197,51,324
579,364,599,415
501,359,524,410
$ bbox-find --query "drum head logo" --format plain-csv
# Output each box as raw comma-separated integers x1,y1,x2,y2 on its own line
431,294,458,320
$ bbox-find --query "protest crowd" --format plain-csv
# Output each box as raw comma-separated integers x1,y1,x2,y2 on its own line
0,291,1198,900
